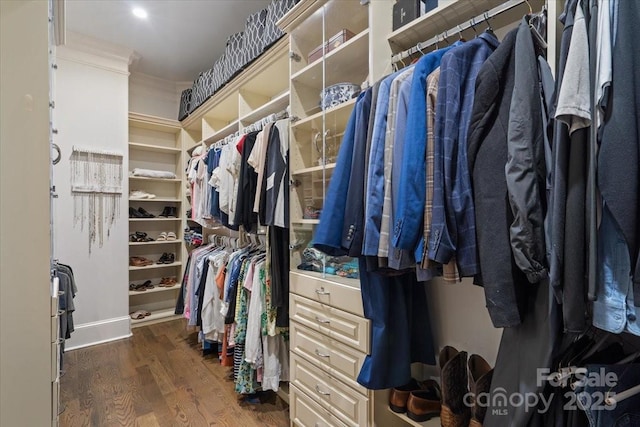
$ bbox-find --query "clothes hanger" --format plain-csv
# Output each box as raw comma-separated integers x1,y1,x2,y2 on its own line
470,17,478,37
457,24,465,42
483,12,494,34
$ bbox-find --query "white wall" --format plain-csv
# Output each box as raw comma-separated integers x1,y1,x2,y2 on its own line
54,35,133,349
129,71,189,119
0,1,53,424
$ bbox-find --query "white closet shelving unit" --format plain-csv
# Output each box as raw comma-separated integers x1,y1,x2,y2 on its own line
128,113,186,327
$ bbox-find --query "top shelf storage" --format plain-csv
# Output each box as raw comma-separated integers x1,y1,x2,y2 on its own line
387,0,507,52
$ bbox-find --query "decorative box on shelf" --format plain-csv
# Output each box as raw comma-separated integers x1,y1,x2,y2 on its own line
307,29,356,63
392,0,438,31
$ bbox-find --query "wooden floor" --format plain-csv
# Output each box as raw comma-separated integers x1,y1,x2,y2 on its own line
60,319,289,427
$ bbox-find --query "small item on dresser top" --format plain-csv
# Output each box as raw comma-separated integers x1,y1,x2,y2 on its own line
320,82,361,111
130,190,156,199
130,168,177,179
307,29,356,63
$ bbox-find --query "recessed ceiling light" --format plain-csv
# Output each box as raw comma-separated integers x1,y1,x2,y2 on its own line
132,7,148,19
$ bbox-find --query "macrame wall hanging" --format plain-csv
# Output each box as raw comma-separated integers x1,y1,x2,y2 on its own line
70,146,123,253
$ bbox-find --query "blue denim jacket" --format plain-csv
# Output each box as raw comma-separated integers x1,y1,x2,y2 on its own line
593,205,640,336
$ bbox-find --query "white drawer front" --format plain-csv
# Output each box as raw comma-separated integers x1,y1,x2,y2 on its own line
290,384,348,427
290,294,370,353
291,353,369,427
291,320,367,395
290,272,364,316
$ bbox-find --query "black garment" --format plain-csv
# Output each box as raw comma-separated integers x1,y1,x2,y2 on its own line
342,88,372,257
505,17,549,285
233,131,259,232
599,0,640,305
549,0,579,303
196,257,209,327
175,256,191,314
484,22,561,427
468,28,526,328
260,122,289,228
269,226,289,327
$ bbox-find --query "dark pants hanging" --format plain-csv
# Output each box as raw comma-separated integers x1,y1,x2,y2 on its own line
356,257,436,390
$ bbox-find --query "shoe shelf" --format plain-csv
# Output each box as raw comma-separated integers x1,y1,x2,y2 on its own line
128,261,182,271
291,219,320,225
129,198,182,202
129,240,181,246
130,308,180,327
291,163,337,176
129,218,182,222
129,282,181,296
128,142,182,154
129,176,182,183
128,111,187,330
386,407,440,427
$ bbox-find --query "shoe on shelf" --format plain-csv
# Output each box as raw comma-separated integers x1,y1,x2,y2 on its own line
156,253,175,264
157,232,168,241
159,206,178,218
406,380,442,422
129,207,144,218
167,232,177,240
137,207,155,218
129,256,153,267
129,231,154,242
130,190,156,199
439,346,470,427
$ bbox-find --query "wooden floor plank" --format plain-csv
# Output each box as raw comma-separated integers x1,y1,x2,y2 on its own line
60,319,289,427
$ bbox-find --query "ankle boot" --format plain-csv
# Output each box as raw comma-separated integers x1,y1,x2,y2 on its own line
159,206,172,217
468,354,493,427
440,346,471,427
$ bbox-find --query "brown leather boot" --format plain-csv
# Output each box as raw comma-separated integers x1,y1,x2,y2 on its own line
440,346,471,427
468,354,494,427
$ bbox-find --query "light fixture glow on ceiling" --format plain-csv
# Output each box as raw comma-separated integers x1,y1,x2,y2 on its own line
132,7,148,19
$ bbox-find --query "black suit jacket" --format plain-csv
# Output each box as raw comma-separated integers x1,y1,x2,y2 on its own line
467,28,527,328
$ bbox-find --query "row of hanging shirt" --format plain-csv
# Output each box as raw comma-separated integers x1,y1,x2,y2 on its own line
53,261,77,371
186,111,290,233
176,235,289,395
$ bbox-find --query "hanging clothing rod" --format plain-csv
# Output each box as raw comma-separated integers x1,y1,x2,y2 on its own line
391,0,527,64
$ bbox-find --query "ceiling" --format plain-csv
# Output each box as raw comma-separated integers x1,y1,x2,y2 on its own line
66,0,272,82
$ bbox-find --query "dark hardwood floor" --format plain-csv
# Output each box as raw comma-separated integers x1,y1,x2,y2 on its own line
59,319,289,427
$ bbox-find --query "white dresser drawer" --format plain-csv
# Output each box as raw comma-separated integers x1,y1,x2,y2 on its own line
290,294,370,353
291,353,369,427
290,272,364,317
291,320,367,395
290,384,348,427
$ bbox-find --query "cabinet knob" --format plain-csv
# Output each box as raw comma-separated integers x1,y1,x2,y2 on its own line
314,348,330,358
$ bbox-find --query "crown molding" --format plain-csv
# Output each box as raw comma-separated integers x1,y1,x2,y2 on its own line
57,31,137,74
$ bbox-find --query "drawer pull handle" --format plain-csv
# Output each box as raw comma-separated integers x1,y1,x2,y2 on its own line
315,316,330,324
314,349,330,358
315,287,330,296
315,384,331,396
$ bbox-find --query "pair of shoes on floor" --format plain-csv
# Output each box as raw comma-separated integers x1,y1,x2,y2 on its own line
129,280,154,292
129,256,154,267
159,206,178,218
130,190,156,199
156,231,177,241
130,310,151,320
159,277,178,287
156,253,175,264
129,231,154,242
389,378,441,422
440,346,494,427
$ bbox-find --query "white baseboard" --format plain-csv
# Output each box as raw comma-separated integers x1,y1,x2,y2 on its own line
64,316,132,350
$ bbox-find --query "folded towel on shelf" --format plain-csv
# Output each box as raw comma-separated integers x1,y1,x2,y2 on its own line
131,168,177,179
